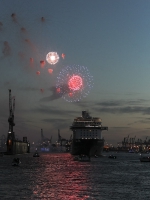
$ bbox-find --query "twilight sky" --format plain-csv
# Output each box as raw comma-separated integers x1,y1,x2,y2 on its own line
0,0,150,146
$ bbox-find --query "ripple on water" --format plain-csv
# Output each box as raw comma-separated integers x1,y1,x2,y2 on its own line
0,152,150,199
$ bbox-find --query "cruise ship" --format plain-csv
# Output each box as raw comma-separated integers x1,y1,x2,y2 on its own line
70,111,108,156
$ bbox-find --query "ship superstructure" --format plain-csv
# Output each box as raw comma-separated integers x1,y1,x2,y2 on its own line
70,111,108,156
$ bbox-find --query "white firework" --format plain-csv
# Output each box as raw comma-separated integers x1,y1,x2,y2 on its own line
46,52,59,65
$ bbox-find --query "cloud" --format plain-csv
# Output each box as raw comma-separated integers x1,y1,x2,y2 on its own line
40,86,62,102
42,118,69,129
31,104,79,117
87,99,150,115
127,117,150,125
94,106,150,115
18,86,40,91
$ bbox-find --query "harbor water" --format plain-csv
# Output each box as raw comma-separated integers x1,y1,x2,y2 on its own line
0,152,150,199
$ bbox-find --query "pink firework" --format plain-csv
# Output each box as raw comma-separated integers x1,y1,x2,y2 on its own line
68,75,83,91
48,68,53,74
40,60,45,68
56,88,61,93
56,65,94,102
36,71,40,75
30,57,34,63
61,53,65,59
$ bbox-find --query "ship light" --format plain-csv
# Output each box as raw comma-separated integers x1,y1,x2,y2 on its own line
8,131,11,133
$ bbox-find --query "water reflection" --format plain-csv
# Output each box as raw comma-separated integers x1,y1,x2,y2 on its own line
31,153,91,199
2,152,149,199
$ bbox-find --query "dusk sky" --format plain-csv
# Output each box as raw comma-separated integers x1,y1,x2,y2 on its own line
0,0,150,146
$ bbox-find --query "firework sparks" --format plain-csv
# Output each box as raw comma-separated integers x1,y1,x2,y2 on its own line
61,53,65,59
36,71,40,75
2,41,11,56
46,52,59,65
40,60,45,68
68,75,83,91
56,65,93,102
48,68,53,74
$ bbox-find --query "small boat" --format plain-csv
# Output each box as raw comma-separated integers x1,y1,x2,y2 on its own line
73,156,79,161
73,154,90,162
33,152,40,157
129,149,134,153
140,156,150,162
78,154,91,162
12,158,21,166
108,155,117,159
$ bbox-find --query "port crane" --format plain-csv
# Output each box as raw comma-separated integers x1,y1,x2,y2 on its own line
40,128,52,147
58,129,67,146
8,89,15,139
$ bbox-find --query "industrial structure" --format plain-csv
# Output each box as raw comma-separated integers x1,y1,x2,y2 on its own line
0,134,6,152
57,129,68,146
39,128,52,151
34,128,72,152
103,135,150,152
6,89,30,154
57,129,72,152
120,135,150,152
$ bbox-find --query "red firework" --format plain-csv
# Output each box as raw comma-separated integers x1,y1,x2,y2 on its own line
61,53,65,59
56,65,93,102
40,60,45,68
56,88,60,93
68,92,73,97
30,58,34,63
36,71,40,75
68,75,83,91
48,69,53,74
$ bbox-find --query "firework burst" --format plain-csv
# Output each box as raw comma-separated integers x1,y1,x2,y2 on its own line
56,65,93,102
46,52,59,65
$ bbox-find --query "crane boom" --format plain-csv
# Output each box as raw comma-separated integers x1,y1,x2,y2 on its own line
13,97,15,114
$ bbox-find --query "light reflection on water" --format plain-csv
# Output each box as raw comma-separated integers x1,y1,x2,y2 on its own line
0,152,150,199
